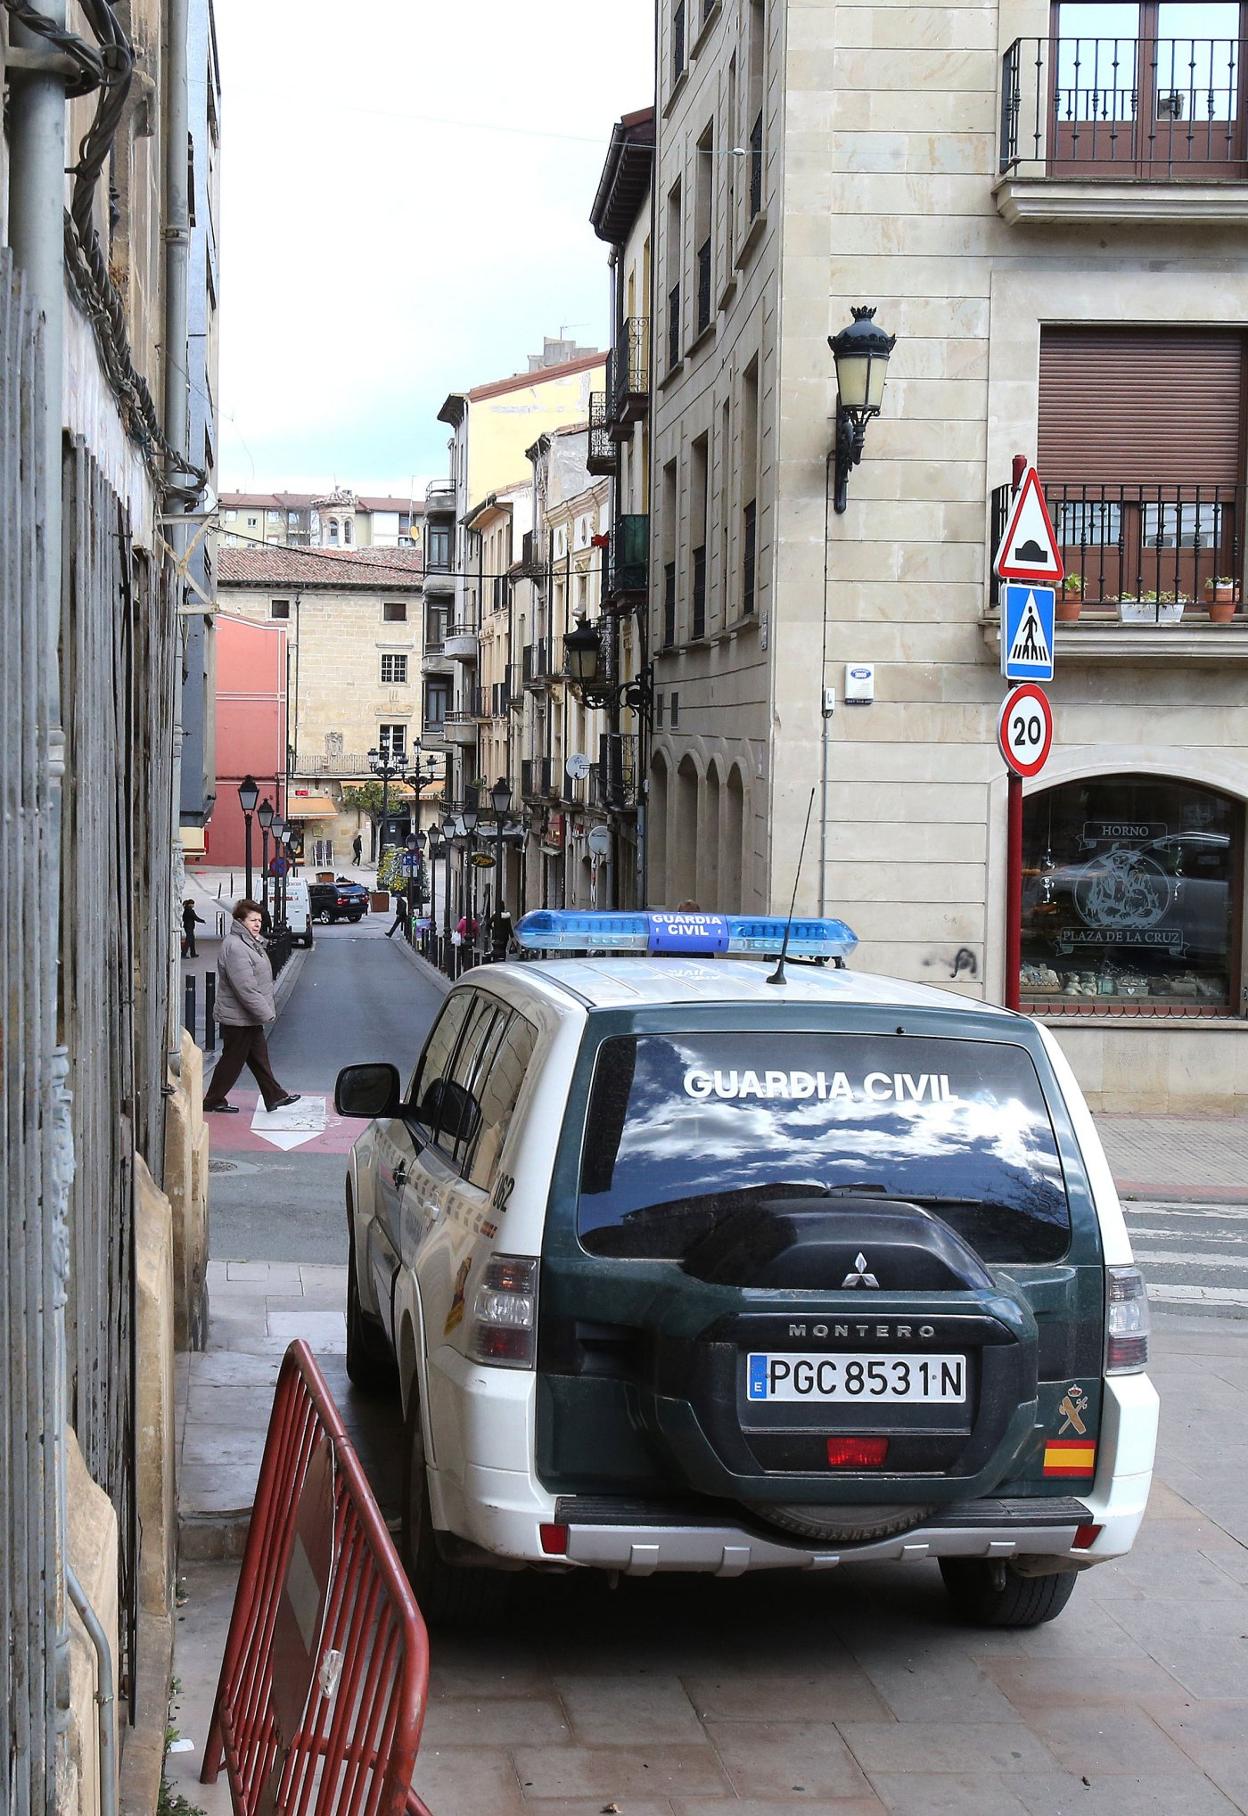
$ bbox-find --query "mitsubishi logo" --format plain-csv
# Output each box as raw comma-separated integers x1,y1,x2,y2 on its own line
841,1251,880,1288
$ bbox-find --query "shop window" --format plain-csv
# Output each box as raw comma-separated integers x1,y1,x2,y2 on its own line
1021,774,1240,1014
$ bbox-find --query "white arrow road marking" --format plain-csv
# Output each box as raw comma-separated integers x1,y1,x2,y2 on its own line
251,1094,327,1151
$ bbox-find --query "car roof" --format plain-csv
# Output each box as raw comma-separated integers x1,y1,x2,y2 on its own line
491,956,1016,1017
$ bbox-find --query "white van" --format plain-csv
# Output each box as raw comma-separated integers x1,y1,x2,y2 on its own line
285,877,313,948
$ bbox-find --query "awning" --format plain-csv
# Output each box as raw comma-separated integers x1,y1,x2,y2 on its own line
285,795,337,819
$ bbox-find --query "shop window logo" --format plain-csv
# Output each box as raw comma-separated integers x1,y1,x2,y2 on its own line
1073,846,1173,932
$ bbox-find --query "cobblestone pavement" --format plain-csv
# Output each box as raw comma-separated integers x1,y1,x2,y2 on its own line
169,1279,1248,1816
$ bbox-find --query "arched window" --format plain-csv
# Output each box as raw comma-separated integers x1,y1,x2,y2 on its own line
1021,773,1241,1015
343,518,353,545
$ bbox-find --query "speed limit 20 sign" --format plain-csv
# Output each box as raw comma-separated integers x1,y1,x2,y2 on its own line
998,682,1053,778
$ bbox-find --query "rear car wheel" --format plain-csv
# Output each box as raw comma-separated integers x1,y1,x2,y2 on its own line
317,909,332,924
939,1558,1078,1628
345,1235,395,1394
747,1502,937,1543
401,1390,509,1627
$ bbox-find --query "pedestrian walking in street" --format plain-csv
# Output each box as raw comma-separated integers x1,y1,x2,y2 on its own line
385,892,410,940
181,896,206,958
490,904,514,962
352,832,363,865
455,911,479,946
203,900,301,1116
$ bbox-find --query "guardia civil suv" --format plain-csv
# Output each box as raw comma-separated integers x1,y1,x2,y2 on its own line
335,909,1158,1626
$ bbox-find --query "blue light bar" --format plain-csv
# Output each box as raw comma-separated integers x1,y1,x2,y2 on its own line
513,909,858,962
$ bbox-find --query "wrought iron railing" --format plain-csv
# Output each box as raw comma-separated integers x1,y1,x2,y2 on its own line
1000,36,1248,173
587,392,616,474
988,480,1242,617
597,731,639,809
609,317,650,419
696,237,712,334
750,109,764,215
692,542,707,638
522,639,550,685
742,497,757,615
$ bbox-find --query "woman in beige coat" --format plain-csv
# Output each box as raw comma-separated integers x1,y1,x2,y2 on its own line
203,900,300,1115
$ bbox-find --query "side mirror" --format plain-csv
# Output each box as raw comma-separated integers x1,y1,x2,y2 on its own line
335,1062,402,1119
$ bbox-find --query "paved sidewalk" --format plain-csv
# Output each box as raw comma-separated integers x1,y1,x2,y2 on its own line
1097,1116,1248,1204
168,1303,1248,1816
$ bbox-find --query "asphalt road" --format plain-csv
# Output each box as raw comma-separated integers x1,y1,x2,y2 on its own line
207,916,446,1262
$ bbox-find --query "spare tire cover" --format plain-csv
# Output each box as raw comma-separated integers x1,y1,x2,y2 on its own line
745,1501,938,1543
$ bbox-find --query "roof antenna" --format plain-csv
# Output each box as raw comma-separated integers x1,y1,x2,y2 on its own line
767,786,816,986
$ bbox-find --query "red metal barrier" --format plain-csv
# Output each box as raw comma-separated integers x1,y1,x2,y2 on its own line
201,1341,433,1815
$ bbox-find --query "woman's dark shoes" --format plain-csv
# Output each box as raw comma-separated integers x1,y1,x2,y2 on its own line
204,1100,239,1114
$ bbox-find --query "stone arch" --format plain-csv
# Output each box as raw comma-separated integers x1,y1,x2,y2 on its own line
648,750,669,903
722,764,746,911
699,763,722,907
673,754,700,904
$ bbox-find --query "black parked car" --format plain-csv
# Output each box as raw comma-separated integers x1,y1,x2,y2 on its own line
308,879,369,924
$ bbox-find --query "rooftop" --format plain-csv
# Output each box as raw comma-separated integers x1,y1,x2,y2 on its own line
499,956,1019,1017
437,348,607,425
219,491,424,514
218,546,425,589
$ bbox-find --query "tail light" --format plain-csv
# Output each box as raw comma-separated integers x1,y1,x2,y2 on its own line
467,1256,538,1368
826,1437,889,1468
1105,1266,1149,1372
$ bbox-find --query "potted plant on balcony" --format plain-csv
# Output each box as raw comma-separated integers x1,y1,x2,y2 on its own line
1204,577,1239,624
1057,573,1083,622
1117,589,1186,625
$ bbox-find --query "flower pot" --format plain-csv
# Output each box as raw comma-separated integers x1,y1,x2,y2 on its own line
1207,586,1238,624
1056,593,1082,623
1118,597,1185,625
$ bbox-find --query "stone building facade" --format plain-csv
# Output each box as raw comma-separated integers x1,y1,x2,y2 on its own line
649,0,1248,1111
217,546,432,864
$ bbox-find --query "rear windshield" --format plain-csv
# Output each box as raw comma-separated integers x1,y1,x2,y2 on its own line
577,1033,1071,1264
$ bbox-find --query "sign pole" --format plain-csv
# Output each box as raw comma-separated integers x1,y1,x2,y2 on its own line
1005,769,1023,1013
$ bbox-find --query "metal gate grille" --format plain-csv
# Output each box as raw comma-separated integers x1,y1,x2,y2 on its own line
0,246,64,1815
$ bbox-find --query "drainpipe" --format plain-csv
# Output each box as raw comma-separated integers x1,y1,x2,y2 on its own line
165,0,191,1054
66,1567,118,1816
8,0,72,1732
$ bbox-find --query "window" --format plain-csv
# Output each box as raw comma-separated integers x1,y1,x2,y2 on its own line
343,518,353,545
328,520,340,546
748,0,765,217
425,604,448,647
378,722,407,756
270,598,290,620
408,991,473,1118
246,515,257,528
432,995,499,1164
383,601,408,623
667,182,682,369
577,1033,1072,1263
673,0,686,85
691,434,708,639
381,653,408,684
1022,774,1240,1014
425,677,452,726
427,523,451,570
467,1013,538,1188
1038,327,1245,607
287,511,301,526
657,694,665,727
695,122,714,335
670,691,680,727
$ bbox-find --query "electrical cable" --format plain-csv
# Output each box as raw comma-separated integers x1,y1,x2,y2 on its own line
1,0,106,95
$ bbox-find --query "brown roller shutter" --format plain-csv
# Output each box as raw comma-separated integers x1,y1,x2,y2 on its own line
1038,327,1245,487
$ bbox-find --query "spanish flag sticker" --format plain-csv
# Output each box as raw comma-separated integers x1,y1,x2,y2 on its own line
1044,1438,1097,1478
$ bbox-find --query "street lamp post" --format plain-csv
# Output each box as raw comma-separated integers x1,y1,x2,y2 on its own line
257,796,274,922
368,743,410,875
440,811,456,976
426,829,441,965
489,776,512,958
404,831,425,949
460,798,480,969
237,773,259,902
828,305,895,514
271,814,286,923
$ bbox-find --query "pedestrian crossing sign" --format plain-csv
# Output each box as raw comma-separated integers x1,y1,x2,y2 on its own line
1001,583,1055,681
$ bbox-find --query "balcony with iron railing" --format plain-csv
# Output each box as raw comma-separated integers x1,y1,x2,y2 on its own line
445,621,479,662
987,480,1247,657
596,731,639,811
521,756,555,800
297,751,384,778
443,709,480,748
587,391,616,476
521,529,547,579
696,237,713,337
608,318,650,428
606,513,649,604
424,478,456,516
522,638,551,687
997,34,1248,222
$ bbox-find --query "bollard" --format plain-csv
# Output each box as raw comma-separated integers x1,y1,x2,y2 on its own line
204,974,217,1051
184,973,197,1040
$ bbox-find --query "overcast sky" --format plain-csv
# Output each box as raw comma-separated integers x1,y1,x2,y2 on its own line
214,1,655,498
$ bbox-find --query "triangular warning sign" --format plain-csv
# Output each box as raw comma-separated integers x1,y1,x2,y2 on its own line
994,467,1064,583
1008,590,1052,669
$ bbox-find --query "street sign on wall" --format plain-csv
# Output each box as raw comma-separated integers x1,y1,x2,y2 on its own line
998,682,1054,778
1001,583,1055,681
